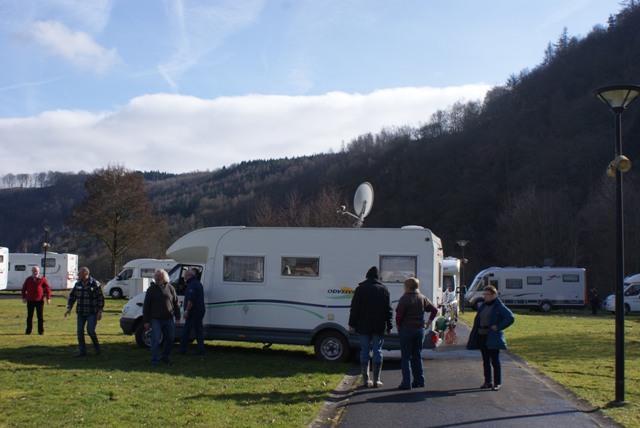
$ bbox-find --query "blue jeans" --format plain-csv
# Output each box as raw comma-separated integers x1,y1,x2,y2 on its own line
77,313,100,354
178,312,205,354
399,327,426,388
150,318,175,363
358,334,384,365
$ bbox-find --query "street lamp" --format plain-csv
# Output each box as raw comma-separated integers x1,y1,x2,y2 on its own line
456,240,469,314
593,84,640,405
42,226,51,278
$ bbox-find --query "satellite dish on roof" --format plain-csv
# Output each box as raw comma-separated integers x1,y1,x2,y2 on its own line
336,181,374,228
353,182,374,219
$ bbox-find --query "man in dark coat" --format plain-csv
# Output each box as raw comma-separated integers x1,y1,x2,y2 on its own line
178,268,206,355
349,266,393,387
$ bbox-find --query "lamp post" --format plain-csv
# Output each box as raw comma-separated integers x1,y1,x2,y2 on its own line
456,240,469,314
42,226,51,278
593,84,640,404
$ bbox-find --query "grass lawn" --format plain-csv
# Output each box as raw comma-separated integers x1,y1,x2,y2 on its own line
459,308,640,428
3,292,640,427
0,293,347,428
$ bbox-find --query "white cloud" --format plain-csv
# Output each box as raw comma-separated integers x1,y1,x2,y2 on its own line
0,84,491,176
28,20,119,74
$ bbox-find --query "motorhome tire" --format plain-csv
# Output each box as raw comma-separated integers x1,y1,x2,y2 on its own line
539,301,552,313
135,323,163,348
110,288,123,299
473,300,483,311
625,304,630,316
314,331,350,362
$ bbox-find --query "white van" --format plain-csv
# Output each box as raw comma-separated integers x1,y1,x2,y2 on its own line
601,273,640,314
104,258,176,299
0,247,8,290
464,266,586,312
7,252,78,290
120,225,444,362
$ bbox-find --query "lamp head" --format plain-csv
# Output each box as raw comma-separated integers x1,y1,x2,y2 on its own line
593,84,640,113
606,155,632,178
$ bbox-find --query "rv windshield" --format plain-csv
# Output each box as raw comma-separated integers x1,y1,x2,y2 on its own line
467,276,484,293
117,268,133,281
443,275,456,293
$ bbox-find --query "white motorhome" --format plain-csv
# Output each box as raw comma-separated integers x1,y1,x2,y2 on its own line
464,266,586,312
602,273,640,314
7,253,78,290
120,225,444,362
442,257,461,317
442,257,460,295
0,247,8,290
105,258,176,299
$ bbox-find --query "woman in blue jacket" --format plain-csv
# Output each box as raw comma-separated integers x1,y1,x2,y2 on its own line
466,285,515,391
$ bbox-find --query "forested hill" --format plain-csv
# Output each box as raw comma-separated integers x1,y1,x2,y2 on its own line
2,4,640,290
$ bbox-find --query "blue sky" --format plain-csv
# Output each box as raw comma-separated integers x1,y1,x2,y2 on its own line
0,0,624,176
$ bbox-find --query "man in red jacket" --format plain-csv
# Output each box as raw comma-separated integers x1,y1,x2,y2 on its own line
21,266,51,335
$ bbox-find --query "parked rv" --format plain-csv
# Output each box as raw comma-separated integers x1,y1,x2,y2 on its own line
442,257,460,317
601,273,640,314
464,266,586,312
104,258,176,299
120,225,444,362
0,247,8,290
7,253,78,290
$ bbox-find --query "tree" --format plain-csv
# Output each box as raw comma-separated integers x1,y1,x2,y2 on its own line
70,164,167,276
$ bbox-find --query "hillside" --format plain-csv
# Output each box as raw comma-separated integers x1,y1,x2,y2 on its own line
1,3,640,290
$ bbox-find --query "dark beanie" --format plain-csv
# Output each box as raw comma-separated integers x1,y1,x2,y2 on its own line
366,266,379,279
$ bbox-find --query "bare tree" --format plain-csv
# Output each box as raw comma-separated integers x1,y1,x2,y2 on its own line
70,164,167,276
251,186,350,228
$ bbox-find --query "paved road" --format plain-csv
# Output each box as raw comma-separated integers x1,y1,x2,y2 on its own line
312,321,620,428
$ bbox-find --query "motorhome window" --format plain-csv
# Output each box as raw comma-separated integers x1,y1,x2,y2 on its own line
224,256,264,283
281,257,319,277
626,285,640,296
562,274,579,282
15,265,26,272
443,276,455,291
118,269,133,281
505,278,523,289
140,268,156,278
379,256,417,283
41,258,56,268
527,276,542,285
0,255,3,262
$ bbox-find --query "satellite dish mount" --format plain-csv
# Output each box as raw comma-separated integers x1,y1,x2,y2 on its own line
337,182,374,228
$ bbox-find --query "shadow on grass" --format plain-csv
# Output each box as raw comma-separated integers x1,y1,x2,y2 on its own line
0,340,349,379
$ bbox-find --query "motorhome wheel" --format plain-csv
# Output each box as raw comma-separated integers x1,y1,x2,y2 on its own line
135,323,163,348
539,301,552,313
314,331,350,362
110,288,123,299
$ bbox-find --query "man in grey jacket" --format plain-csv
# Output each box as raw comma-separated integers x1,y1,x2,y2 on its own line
143,269,181,365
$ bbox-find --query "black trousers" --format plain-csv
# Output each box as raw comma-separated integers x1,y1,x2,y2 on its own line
478,334,501,385
26,300,45,334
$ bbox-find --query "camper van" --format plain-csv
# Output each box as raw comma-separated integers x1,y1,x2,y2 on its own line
120,225,444,362
7,253,78,290
601,273,640,314
0,247,8,290
104,258,176,299
442,257,461,317
442,257,460,294
464,266,586,312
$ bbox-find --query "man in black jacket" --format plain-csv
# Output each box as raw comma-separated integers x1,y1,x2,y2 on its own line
143,269,181,365
349,266,393,387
